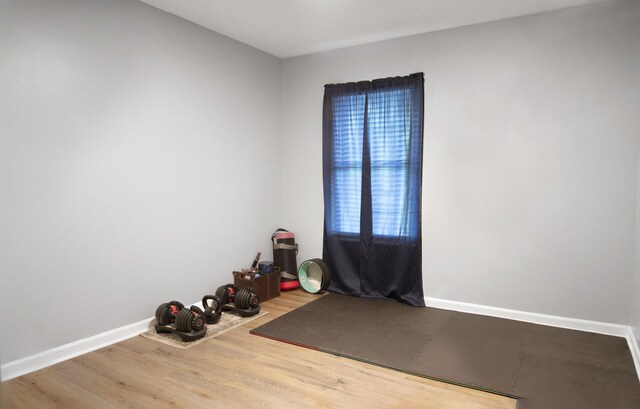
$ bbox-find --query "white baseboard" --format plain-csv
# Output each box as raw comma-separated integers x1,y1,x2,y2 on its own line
628,326,640,382
1,299,206,382
1,317,153,382
426,297,640,381
3,298,638,383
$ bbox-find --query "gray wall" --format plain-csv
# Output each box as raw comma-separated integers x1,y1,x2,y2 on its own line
2,0,639,367
0,0,281,364
633,157,640,345
280,0,640,324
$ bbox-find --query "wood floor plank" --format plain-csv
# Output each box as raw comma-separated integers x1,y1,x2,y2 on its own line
2,290,516,409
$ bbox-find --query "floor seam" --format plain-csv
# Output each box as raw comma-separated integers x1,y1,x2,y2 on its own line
408,311,456,363
509,326,530,394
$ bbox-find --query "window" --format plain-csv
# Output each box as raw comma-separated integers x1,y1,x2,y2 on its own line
325,75,423,239
322,73,424,305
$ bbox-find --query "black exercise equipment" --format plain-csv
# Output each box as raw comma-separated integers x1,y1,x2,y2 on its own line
153,300,207,342
215,283,238,305
153,323,207,342
215,284,261,317
154,300,184,325
202,295,222,325
235,287,259,309
175,305,206,332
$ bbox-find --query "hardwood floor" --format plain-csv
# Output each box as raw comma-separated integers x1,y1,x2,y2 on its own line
1,290,516,409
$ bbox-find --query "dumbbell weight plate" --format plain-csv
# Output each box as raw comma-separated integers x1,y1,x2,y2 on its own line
235,289,247,309
175,308,193,332
215,284,237,305
235,288,259,309
155,303,171,325
189,306,205,331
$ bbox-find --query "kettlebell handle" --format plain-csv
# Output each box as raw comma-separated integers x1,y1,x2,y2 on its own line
202,295,221,313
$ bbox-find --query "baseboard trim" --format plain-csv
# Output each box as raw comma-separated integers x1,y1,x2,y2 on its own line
1,299,207,382
426,297,640,381
425,297,630,335
4,298,638,383
1,317,153,382
627,326,640,382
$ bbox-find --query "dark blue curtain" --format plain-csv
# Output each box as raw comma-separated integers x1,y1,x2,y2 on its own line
322,73,424,306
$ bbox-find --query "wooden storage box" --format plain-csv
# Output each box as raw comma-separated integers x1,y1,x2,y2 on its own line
233,270,280,303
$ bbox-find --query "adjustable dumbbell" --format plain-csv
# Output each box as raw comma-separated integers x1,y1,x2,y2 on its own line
215,284,238,305
175,305,206,332
154,301,184,325
235,288,259,310
214,284,261,317
153,300,207,342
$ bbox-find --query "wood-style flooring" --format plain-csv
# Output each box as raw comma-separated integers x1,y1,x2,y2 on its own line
1,290,516,408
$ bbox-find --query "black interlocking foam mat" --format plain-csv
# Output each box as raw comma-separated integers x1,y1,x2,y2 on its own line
251,293,640,409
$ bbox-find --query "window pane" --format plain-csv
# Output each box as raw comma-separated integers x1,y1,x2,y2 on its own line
368,87,417,237
371,166,408,236
329,93,365,235
332,167,362,234
368,88,411,164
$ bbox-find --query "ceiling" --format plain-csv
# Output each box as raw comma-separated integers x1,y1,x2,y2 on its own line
139,0,605,58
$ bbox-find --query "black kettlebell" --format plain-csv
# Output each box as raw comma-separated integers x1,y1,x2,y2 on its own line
202,295,222,325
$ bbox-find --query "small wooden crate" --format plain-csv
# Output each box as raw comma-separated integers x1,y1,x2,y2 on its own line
233,270,280,303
